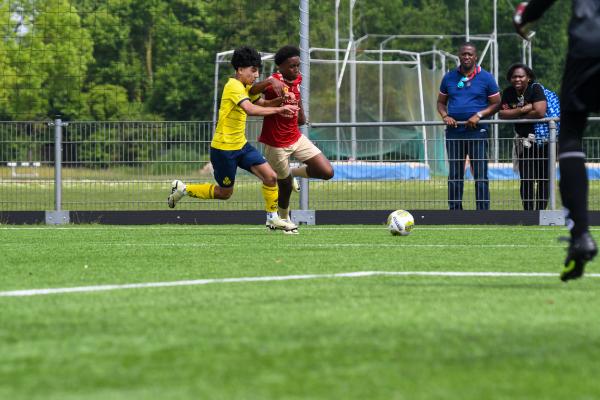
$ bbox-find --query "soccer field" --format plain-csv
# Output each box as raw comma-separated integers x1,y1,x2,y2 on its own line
1,225,600,400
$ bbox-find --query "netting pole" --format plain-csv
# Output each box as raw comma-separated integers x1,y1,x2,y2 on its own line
296,0,315,224
335,1,341,161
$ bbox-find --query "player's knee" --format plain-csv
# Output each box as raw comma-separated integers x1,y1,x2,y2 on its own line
321,166,334,180
215,186,233,200
308,165,334,180
262,173,277,187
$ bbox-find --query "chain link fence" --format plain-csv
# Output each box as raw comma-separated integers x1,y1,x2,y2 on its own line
1,119,599,212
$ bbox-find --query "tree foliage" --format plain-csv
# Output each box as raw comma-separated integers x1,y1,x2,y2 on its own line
0,0,574,123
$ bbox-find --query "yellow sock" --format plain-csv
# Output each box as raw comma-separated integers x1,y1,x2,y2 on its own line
292,165,309,178
261,184,278,212
186,183,215,199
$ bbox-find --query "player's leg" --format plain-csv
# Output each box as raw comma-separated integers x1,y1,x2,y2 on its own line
263,144,294,221
557,57,600,281
168,147,236,208
240,144,297,232
291,135,334,181
558,110,597,280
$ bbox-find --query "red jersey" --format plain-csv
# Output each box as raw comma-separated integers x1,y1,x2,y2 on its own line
259,72,302,148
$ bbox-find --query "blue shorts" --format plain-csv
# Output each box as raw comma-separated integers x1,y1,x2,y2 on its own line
210,142,267,187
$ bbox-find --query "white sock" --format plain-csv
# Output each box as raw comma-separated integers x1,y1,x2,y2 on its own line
267,211,278,220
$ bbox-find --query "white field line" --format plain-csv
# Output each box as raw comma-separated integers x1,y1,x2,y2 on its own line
0,226,583,231
2,270,599,298
76,242,564,249
0,242,566,249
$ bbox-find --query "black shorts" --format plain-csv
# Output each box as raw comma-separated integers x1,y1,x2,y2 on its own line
560,56,600,113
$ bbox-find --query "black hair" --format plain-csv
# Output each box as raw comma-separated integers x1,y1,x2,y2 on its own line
231,46,262,70
506,63,536,82
459,41,477,53
274,45,301,66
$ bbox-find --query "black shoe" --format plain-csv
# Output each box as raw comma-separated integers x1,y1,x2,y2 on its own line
560,232,598,282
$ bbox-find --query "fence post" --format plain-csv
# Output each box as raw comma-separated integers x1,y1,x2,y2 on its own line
548,119,557,210
539,119,564,225
294,0,315,225
45,118,70,225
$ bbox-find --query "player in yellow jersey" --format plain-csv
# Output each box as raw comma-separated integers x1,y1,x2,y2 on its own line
168,46,299,232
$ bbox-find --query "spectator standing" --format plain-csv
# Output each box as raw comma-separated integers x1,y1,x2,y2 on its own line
499,63,549,210
437,42,501,210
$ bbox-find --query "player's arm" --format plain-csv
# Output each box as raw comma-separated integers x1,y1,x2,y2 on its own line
521,0,557,23
254,97,285,107
514,0,557,39
249,76,285,97
239,99,298,117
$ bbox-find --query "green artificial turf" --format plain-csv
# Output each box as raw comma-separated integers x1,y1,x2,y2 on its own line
1,225,599,400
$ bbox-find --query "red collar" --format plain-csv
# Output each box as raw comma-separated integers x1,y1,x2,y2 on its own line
458,65,481,81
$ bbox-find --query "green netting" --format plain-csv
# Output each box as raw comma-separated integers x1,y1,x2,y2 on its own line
308,54,448,175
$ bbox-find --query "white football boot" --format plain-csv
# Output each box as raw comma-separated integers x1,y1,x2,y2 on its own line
266,213,298,233
167,180,186,208
292,177,301,193
280,219,299,234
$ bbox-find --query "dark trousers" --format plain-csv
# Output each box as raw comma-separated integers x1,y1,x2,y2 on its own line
518,142,549,210
446,138,490,210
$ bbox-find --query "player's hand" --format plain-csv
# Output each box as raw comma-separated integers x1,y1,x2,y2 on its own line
268,76,285,97
279,104,299,117
466,114,480,129
285,91,296,102
513,2,534,41
442,115,458,128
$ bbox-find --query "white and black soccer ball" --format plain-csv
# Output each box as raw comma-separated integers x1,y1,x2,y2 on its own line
387,210,414,236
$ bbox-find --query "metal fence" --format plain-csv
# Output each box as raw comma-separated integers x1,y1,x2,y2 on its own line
1,119,599,213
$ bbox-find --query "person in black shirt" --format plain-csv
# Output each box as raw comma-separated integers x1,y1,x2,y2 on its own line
514,0,599,281
499,64,549,211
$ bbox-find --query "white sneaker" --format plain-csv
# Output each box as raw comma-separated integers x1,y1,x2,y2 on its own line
292,177,301,193
168,180,186,208
266,215,298,233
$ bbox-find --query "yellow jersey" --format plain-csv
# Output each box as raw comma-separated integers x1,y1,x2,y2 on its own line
211,78,261,151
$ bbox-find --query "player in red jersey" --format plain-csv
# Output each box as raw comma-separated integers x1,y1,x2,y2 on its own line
251,45,334,233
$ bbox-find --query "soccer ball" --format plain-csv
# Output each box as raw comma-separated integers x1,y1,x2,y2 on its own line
387,210,414,236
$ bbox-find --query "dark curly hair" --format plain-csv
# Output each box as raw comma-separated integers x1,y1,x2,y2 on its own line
231,46,262,70
274,45,300,66
506,63,536,82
